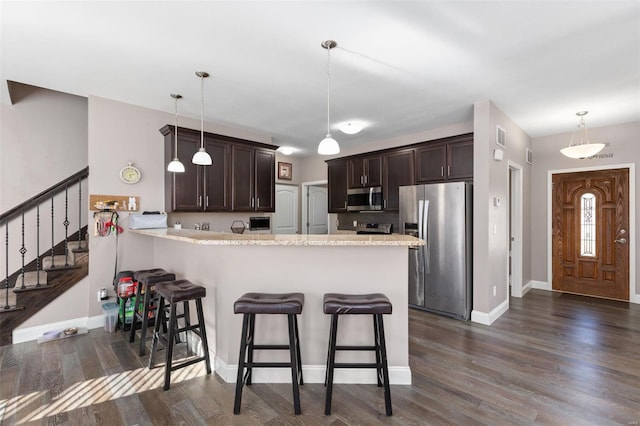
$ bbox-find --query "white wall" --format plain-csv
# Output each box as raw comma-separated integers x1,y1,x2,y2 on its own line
473,100,532,324
530,121,639,300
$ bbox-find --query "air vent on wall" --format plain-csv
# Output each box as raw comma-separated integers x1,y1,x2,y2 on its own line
526,148,533,164
496,125,506,147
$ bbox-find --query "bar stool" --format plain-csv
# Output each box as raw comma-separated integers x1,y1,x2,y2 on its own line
148,279,211,391
233,292,304,415
323,293,392,416
129,268,176,356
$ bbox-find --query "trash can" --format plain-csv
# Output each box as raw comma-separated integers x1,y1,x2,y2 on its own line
102,302,119,332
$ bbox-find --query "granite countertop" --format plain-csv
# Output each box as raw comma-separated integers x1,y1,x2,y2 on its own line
131,228,424,247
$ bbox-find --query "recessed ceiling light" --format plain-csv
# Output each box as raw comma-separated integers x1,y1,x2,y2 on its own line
277,146,296,155
338,121,365,135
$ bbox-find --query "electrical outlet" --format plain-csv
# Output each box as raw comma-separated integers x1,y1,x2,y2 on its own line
493,285,497,297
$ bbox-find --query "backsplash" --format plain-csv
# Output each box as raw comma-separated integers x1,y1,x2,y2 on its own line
337,212,399,233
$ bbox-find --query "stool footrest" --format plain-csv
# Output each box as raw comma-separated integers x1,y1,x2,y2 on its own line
335,345,377,351
252,344,291,350
169,356,208,372
245,361,292,368
334,362,381,369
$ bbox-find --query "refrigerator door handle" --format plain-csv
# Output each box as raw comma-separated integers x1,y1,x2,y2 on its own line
420,199,430,274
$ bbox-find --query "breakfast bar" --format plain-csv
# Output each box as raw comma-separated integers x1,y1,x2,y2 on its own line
131,228,423,385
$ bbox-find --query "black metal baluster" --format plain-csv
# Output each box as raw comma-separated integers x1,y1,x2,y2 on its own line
3,222,9,309
63,185,70,266
50,194,55,269
36,204,42,287
19,211,27,289
78,177,82,249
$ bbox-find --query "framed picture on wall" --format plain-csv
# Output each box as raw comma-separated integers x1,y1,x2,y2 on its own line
278,162,292,180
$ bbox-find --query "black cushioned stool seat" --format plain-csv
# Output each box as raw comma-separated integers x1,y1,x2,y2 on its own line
233,292,304,415
148,279,211,390
323,293,393,416
129,269,176,356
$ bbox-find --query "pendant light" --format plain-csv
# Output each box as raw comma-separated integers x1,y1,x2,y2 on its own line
318,40,340,155
192,71,212,165
167,94,185,173
560,111,605,159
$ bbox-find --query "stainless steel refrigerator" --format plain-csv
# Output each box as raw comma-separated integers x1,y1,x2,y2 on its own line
400,182,472,320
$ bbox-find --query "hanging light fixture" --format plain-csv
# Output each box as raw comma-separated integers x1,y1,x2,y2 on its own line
560,111,605,159
318,40,340,155
167,94,185,173
192,71,212,165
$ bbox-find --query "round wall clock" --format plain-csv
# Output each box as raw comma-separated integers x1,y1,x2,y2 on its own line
120,162,141,184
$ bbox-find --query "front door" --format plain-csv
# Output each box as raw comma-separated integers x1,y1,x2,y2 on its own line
552,168,629,300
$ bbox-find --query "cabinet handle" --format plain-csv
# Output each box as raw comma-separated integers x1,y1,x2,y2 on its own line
441,166,444,177
198,196,202,207
206,196,209,207
384,199,387,209
447,165,451,176
344,201,347,209
364,175,368,185
251,198,254,208
360,175,363,185
256,198,260,209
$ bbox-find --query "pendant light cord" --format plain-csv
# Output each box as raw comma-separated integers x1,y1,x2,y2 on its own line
174,96,179,155
326,45,332,135
200,74,205,149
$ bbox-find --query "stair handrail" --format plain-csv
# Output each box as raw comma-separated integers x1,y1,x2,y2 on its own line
0,167,89,224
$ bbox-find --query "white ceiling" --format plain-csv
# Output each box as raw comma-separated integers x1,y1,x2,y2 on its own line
2,1,639,156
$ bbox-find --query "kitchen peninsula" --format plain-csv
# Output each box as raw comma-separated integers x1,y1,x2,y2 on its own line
131,228,423,385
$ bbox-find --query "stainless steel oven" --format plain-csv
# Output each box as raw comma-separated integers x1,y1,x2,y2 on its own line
347,187,383,211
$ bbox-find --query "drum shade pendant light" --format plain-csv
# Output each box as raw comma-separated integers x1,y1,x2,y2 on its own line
167,94,185,173
560,111,605,159
192,71,212,165
318,40,340,155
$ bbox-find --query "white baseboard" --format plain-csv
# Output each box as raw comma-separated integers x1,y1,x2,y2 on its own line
13,314,104,344
530,280,550,291
522,280,533,296
215,356,411,385
471,298,509,326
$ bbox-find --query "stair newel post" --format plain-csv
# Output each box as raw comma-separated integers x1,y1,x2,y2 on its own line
19,211,26,290
3,221,9,309
36,204,41,287
50,194,55,269
63,185,70,267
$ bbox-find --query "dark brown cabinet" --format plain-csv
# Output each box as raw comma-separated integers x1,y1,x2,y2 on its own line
348,155,382,188
231,145,275,212
162,126,230,212
382,149,415,210
416,134,473,183
327,159,348,213
162,125,275,213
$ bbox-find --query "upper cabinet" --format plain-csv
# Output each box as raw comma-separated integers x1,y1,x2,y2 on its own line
327,159,349,213
161,125,276,213
383,149,415,211
231,145,275,212
416,134,473,183
348,155,382,188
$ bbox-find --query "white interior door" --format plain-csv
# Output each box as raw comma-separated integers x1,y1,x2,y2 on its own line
274,184,298,234
307,185,328,234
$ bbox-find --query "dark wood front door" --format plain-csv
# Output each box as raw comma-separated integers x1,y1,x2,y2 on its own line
552,168,629,300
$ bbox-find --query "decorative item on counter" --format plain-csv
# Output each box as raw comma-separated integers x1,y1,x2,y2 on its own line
201,222,210,231
174,221,182,230
194,223,201,231
231,220,245,234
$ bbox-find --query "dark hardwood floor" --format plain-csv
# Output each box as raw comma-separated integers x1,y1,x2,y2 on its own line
1,289,639,425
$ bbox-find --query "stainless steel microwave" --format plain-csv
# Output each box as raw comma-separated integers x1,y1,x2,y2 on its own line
347,187,383,211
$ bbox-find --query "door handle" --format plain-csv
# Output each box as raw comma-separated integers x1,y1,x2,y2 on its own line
614,238,627,244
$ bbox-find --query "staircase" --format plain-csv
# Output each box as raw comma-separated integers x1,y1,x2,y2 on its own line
1,168,89,346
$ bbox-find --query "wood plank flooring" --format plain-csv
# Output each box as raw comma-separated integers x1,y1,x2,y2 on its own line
1,289,639,425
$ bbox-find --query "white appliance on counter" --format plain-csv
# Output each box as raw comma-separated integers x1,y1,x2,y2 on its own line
399,182,473,320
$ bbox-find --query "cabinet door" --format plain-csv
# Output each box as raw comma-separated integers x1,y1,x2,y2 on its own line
348,158,366,188
364,155,382,187
327,159,348,213
383,149,415,210
415,144,446,183
231,145,255,211
447,140,474,180
203,138,230,211
170,134,203,211
255,148,275,211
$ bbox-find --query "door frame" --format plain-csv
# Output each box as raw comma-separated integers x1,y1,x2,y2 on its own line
508,161,524,298
301,180,328,235
546,163,637,303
